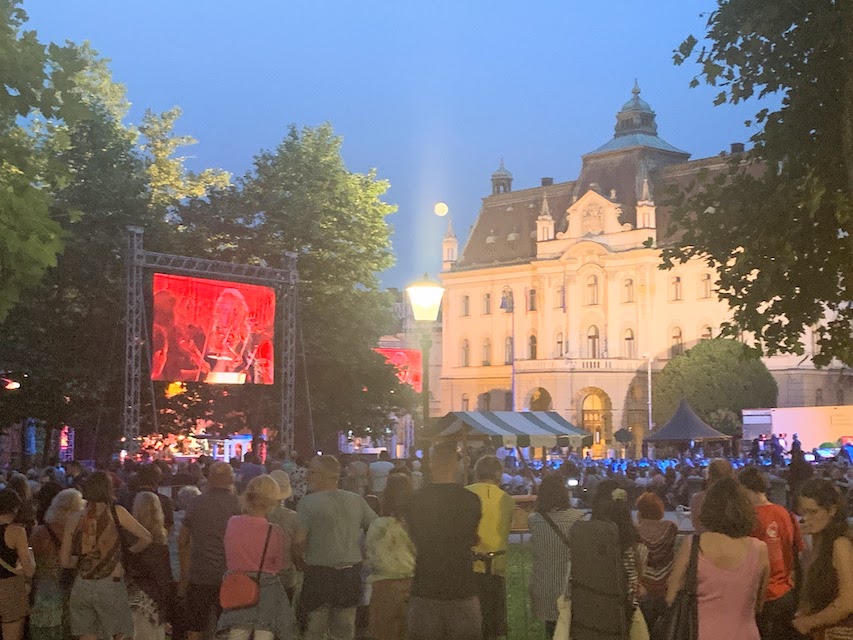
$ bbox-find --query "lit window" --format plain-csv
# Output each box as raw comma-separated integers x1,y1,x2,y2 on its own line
483,293,492,315
587,275,599,305
528,335,537,360
587,326,600,359
624,278,634,303
504,337,513,364
672,277,682,301
556,332,564,357
461,339,470,367
482,338,492,366
624,329,635,358
670,327,683,357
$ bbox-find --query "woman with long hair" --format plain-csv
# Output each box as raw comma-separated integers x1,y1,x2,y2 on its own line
792,478,853,638
30,489,85,640
528,475,584,638
127,492,175,640
668,477,770,640
592,479,649,640
0,488,36,640
218,474,293,640
60,471,152,640
365,473,416,640
7,472,36,536
634,491,678,632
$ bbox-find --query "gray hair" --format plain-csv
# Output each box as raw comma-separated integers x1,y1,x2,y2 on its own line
45,489,85,528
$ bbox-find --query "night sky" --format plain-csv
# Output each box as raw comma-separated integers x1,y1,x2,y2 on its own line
27,1,767,288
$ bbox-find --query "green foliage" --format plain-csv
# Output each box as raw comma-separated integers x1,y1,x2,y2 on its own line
0,0,88,322
139,107,231,211
175,124,411,447
667,0,853,366
652,339,778,432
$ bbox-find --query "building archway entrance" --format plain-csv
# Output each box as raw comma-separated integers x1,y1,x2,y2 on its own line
576,387,613,453
526,387,553,411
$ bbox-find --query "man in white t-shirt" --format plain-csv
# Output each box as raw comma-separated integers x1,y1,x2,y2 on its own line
368,450,395,494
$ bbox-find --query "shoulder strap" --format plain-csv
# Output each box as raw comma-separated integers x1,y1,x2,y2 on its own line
542,512,571,547
256,524,273,580
685,534,701,594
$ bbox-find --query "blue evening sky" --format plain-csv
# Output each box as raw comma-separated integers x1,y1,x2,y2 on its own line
26,1,762,288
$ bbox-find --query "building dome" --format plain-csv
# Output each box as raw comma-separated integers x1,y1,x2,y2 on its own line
492,158,512,179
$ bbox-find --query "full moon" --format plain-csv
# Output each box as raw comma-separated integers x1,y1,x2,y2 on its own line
434,202,449,217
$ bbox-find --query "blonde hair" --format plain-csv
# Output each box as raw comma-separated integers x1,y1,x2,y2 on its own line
243,475,280,514
45,489,85,529
132,491,167,545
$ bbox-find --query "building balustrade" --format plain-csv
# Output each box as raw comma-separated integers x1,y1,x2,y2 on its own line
514,357,648,372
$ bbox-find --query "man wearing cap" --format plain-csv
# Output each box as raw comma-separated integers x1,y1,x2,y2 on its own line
178,461,242,640
268,469,301,602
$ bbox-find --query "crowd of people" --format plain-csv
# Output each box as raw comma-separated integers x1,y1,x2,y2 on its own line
0,445,850,640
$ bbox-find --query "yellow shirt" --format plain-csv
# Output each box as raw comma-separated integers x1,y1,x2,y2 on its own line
465,482,515,576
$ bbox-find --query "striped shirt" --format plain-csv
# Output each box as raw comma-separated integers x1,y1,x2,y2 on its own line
528,509,585,622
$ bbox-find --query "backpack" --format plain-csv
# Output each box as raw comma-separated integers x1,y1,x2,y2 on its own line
568,519,631,640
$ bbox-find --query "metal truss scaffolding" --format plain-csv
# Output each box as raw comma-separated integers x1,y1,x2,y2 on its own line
123,226,299,454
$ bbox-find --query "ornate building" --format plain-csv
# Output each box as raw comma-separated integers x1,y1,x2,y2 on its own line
437,84,848,450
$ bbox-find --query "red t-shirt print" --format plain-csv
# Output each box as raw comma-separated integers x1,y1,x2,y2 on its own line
752,504,805,601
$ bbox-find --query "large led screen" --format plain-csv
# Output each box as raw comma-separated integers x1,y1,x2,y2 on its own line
152,273,276,385
375,348,422,393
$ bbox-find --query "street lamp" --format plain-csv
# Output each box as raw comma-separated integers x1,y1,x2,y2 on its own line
406,275,444,432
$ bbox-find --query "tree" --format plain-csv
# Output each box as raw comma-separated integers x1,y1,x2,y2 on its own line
175,124,413,449
652,339,778,436
665,1,853,366
0,0,88,322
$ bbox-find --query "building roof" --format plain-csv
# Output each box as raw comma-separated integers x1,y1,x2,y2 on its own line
590,133,689,156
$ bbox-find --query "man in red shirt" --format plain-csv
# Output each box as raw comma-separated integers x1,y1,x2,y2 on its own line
739,466,804,640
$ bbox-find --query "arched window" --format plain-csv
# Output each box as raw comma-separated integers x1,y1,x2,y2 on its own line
556,332,564,357
480,392,491,411
587,275,599,305
556,286,566,310
504,337,513,364
672,276,682,301
528,335,538,360
624,329,635,358
624,278,634,303
461,339,470,367
701,273,712,299
701,326,713,340
482,338,492,366
461,295,470,316
582,394,604,444
587,325,600,358
461,393,469,411
670,327,683,357
483,293,492,315
528,289,537,311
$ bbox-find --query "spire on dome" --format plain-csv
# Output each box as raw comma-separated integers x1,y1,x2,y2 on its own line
640,178,652,202
615,81,657,137
444,217,456,239
492,158,512,178
491,158,513,194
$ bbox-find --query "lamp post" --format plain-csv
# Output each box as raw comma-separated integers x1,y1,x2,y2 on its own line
644,354,653,432
406,275,445,432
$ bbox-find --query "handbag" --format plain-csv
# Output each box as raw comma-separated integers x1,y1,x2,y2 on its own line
219,524,273,611
655,534,700,640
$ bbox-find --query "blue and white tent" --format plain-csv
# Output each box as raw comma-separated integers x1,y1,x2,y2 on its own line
435,411,588,448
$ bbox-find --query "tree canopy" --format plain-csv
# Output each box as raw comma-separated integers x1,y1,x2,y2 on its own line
665,0,853,366
652,339,778,436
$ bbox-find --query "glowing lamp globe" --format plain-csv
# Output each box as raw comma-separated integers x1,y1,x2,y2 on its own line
434,202,449,217
406,276,444,323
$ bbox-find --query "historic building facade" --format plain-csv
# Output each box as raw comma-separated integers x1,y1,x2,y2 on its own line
437,84,849,449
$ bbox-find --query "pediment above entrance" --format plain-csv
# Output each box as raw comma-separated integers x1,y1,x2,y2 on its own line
559,189,633,240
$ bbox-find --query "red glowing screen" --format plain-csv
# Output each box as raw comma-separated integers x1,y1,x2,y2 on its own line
375,348,423,393
152,273,276,385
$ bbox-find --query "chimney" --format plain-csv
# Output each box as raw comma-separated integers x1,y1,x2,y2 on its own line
541,177,553,187
730,142,745,155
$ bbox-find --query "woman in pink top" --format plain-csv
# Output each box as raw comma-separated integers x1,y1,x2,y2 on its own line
217,475,294,640
668,478,770,640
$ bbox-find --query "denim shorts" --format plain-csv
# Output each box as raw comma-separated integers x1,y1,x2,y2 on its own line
69,576,133,638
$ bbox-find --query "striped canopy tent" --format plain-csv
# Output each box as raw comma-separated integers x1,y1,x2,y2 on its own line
435,411,588,449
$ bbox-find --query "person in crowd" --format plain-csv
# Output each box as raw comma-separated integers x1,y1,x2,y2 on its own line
7,472,36,535
792,478,853,638
127,492,174,640
738,466,804,640
365,474,416,640
690,458,735,534
122,465,175,532
634,491,678,632
668,478,770,640
30,489,85,640
35,472,64,526
296,455,377,640
591,479,649,640
218,475,293,640
583,466,602,505
410,460,424,490
369,450,396,495
178,461,242,640
286,455,308,506
266,470,299,603
406,442,482,640
236,453,266,493
0,488,36,640
788,451,815,510
528,475,584,638
60,471,153,640
176,485,201,512
466,455,515,640
64,462,87,491
347,457,370,497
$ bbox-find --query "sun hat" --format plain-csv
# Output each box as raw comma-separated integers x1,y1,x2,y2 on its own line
269,469,293,501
